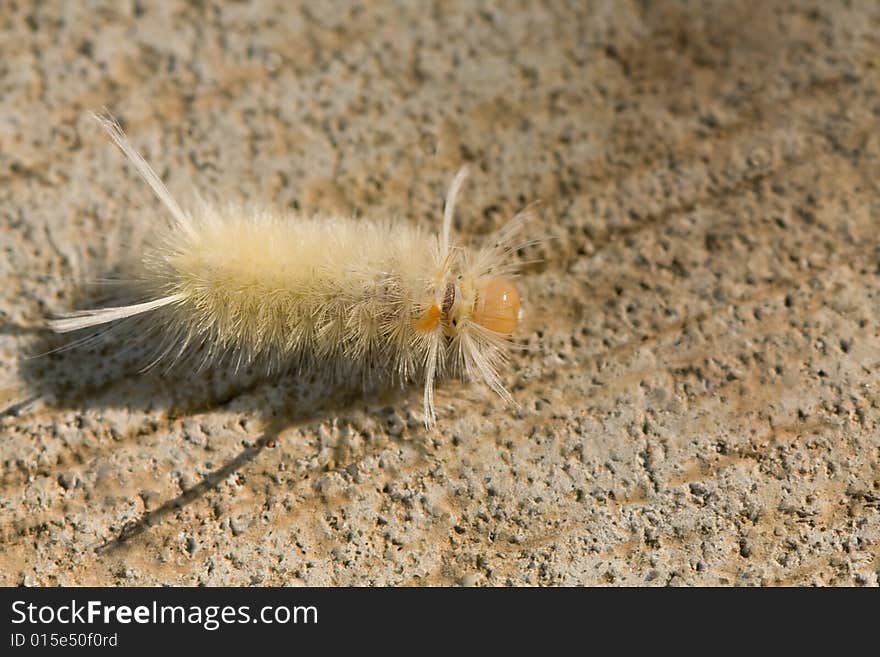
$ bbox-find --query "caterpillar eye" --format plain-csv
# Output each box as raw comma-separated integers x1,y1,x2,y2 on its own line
473,277,520,334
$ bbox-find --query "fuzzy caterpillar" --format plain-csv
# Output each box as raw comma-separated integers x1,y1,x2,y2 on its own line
49,114,529,426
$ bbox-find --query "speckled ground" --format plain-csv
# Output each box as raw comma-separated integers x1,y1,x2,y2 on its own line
1,1,879,586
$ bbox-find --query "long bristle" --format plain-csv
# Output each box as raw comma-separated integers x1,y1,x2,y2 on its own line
47,294,186,333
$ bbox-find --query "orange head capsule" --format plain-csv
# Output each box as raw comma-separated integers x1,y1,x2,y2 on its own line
472,277,521,334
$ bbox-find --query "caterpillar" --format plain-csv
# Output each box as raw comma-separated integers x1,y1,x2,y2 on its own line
49,114,530,427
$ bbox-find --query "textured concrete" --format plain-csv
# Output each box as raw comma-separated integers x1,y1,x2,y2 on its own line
2,1,879,586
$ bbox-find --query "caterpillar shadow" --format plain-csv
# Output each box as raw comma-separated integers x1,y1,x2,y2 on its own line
13,318,429,553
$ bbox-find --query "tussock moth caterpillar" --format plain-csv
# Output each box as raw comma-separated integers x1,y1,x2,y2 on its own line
49,114,531,427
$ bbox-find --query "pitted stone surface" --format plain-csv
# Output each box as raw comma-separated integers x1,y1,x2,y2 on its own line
1,1,878,585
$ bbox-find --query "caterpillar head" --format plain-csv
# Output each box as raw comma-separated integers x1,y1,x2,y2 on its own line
418,166,532,426
416,268,521,428
441,276,521,337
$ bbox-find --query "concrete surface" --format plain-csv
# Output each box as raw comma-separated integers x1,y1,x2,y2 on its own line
2,1,879,586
